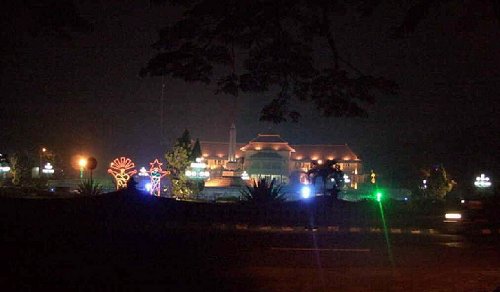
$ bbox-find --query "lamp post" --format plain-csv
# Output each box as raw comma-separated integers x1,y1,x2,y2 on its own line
78,158,87,179
39,147,47,177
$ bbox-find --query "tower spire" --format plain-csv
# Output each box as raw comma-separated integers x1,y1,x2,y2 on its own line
228,123,236,162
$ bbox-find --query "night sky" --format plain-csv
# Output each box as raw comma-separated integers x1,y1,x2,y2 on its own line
1,1,499,186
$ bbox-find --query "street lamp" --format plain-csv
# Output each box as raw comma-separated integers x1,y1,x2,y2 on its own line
39,147,47,177
78,158,87,179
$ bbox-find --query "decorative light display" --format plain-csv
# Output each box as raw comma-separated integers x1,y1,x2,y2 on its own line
241,171,250,180
370,170,376,184
147,159,169,196
474,174,492,188
42,162,54,174
108,157,137,190
343,174,351,184
186,157,210,179
138,167,149,176
421,179,428,189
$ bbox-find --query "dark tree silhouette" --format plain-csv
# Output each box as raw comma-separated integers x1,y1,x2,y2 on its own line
190,138,202,161
240,178,285,205
142,0,397,123
393,0,500,38
307,160,343,198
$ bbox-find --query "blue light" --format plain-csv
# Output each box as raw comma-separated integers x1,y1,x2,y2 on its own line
145,183,152,192
301,186,311,199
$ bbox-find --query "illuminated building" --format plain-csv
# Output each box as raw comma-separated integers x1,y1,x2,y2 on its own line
200,125,363,189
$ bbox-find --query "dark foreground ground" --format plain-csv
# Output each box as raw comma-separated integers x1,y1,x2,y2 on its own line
1,193,499,291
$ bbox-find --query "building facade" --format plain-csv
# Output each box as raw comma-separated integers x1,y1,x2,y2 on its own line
200,130,364,189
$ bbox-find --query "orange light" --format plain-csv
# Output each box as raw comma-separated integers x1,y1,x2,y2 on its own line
79,158,87,168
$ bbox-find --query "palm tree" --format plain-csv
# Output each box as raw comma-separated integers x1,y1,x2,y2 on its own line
307,160,343,197
241,178,285,205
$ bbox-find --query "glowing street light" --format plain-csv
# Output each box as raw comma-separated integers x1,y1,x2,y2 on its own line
39,147,47,177
78,158,87,179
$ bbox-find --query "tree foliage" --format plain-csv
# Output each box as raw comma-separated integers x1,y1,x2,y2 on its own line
307,160,344,197
425,164,454,200
190,138,202,161
165,130,204,198
392,0,500,38
165,145,192,198
142,0,397,123
241,178,286,205
10,151,34,186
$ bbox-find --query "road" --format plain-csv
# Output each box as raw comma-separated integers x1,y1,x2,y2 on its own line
2,225,499,291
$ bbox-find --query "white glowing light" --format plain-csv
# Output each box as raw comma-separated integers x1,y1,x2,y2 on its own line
343,174,351,183
474,174,492,188
241,171,250,180
139,167,149,176
42,163,54,174
301,186,311,199
145,183,152,192
0,166,10,172
186,157,209,179
190,162,207,168
445,213,462,219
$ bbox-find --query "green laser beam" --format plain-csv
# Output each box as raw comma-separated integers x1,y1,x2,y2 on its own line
378,200,394,266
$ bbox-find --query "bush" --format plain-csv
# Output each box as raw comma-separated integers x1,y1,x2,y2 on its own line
77,180,103,196
240,178,285,205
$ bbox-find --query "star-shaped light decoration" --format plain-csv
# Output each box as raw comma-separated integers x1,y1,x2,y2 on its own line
147,159,170,196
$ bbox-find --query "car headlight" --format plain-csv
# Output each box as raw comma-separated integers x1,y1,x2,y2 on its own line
445,213,462,219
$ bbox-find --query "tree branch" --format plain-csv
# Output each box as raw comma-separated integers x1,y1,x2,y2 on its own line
321,8,339,70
